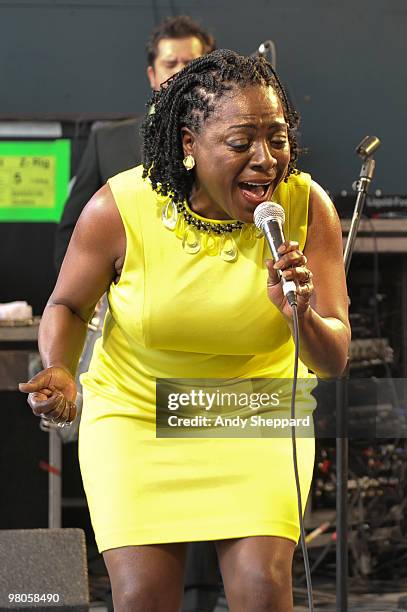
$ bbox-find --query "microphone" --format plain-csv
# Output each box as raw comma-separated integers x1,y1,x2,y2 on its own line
253,202,297,307
250,40,277,69
355,135,381,159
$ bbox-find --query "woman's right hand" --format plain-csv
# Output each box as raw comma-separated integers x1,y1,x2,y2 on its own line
19,366,77,425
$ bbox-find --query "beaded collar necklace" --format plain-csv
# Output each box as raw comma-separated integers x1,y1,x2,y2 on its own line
176,201,244,235
160,198,262,262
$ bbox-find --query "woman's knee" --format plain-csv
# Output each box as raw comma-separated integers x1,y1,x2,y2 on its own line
220,543,293,612
103,544,186,612
113,581,182,612
240,560,291,605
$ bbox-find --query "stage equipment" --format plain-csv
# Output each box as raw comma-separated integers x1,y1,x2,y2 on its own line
338,134,381,611
0,529,89,610
253,202,297,305
335,193,407,219
251,40,277,69
344,136,381,275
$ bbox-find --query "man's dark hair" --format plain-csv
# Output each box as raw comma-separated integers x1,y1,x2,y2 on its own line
146,15,216,66
142,49,300,204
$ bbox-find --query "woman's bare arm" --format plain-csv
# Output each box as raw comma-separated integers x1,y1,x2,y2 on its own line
19,183,125,421
39,183,125,372
266,180,350,377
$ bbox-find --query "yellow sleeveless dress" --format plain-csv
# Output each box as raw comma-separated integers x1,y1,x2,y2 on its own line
79,165,315,552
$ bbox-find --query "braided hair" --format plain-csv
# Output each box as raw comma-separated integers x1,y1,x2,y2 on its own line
142,49,300,204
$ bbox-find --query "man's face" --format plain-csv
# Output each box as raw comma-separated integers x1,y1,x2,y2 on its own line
147,36,204,90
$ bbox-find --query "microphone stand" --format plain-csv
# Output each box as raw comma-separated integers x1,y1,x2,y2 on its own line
251,40,277,70
336,136,380,611
257,40,277,70
344,157,378,275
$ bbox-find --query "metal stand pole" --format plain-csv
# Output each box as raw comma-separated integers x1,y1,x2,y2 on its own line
336,135,380,611
336,376,348,611
48,428,62,528
344,157,377,276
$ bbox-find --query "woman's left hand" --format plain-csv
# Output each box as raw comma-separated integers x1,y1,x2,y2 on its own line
265,240,314,318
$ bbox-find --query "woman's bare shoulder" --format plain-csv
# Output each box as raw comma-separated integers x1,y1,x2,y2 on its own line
306,179,343,247
72,183,125,262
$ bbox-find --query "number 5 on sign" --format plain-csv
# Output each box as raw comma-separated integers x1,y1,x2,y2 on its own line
0,140,70,222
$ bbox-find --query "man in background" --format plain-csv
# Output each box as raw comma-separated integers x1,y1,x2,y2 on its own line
54,15,215,270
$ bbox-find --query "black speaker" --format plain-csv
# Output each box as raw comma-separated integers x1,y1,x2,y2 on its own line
0,529,89,610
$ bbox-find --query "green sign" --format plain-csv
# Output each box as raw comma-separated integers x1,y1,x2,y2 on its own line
0,140,70,222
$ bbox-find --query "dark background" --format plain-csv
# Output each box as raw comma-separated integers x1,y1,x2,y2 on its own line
1,0,406,538
0,0,405,194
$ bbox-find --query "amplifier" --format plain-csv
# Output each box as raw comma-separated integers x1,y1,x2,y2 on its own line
0,529,89,610
334,193,407,218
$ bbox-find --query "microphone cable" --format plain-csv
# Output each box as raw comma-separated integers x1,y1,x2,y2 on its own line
291,302,314,611
253,201,314,609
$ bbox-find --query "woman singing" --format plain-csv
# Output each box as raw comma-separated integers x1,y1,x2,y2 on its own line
20,50,350,611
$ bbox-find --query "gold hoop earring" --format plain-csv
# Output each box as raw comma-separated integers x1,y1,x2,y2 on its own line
183,154,195,171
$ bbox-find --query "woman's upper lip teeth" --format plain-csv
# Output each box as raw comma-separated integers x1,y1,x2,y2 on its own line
240,178,275,185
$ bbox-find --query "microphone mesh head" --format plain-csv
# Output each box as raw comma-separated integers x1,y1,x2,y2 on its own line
253,202,285,229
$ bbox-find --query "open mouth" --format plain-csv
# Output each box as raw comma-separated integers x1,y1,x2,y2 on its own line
238,182,271,197
238,181,273,205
